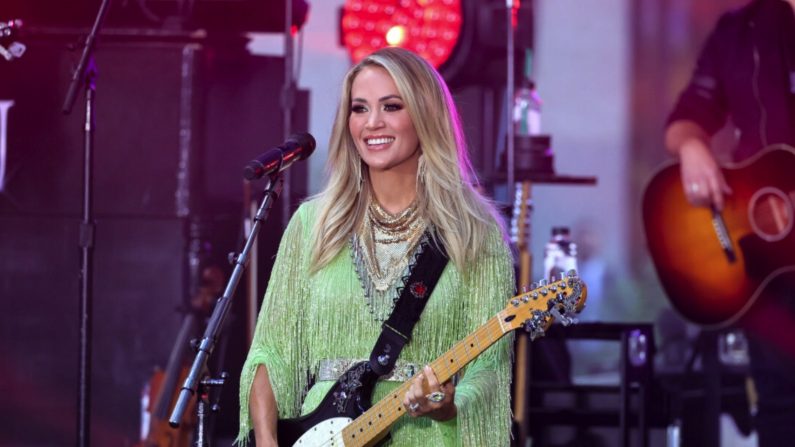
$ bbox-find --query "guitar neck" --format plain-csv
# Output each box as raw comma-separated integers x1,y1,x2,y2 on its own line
341,313,509,446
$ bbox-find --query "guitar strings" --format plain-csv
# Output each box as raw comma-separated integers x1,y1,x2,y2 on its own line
311,281,572,446
329,317,505,446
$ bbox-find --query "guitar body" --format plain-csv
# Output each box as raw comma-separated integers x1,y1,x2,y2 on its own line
277,361,385,447
643,145,795,328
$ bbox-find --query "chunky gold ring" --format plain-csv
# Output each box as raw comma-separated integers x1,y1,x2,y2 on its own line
427,391,446,403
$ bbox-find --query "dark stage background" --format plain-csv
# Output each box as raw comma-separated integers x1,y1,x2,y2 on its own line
0,0,764,445
0,32,309,445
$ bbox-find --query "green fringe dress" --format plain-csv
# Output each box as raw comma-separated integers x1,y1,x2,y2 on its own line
237,200,515,446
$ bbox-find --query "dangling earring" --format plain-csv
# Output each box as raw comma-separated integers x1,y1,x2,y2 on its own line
355,156,364,193
417,152,426,186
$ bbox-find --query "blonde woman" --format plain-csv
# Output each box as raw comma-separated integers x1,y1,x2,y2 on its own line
237,47,514,447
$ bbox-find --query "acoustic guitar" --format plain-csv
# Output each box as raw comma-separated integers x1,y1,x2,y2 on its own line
275,273,587,446
642,145,795,328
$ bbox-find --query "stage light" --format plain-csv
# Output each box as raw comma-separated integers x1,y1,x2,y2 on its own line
339,0,533,87
385,25,406,46
340,0,463,69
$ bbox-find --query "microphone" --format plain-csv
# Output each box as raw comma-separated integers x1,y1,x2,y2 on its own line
243,132,316,180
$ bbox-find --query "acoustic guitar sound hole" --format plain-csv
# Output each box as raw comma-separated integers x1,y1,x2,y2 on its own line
748,187,793,242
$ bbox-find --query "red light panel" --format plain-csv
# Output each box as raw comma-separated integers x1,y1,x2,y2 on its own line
341,0,463,68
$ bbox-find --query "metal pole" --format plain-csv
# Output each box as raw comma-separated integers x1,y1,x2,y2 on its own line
506,0,516,191
281,0,295,228
77,73,96,447
62,2,113,444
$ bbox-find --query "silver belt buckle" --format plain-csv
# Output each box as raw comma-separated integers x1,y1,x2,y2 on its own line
318,358,422,382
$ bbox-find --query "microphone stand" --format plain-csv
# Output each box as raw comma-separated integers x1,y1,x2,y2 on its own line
506,0,516,191
61,1,113,446
170,171,285,446
280,0,296,229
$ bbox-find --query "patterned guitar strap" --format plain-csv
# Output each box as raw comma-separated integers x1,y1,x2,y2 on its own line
332,230,449,414
367,231,449,377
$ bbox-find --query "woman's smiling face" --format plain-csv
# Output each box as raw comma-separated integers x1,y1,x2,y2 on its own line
348,66,420,175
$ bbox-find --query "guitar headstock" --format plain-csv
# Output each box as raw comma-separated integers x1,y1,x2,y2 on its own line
0,19,25,61
500,270,587,339
510,182,533,252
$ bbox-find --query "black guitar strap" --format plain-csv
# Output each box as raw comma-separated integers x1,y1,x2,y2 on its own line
272,233,451,443
368,232,449,377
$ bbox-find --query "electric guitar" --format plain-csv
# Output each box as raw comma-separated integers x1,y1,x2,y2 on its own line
642,144,795,328
276,273,588,446
509,181,533,441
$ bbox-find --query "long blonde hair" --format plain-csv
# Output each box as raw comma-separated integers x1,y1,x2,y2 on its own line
309,47,505,273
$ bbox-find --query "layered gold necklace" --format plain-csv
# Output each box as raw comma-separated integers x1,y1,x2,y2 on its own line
352,198,427,321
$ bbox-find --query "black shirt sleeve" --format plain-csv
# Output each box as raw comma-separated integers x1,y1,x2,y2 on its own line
667,15,731,135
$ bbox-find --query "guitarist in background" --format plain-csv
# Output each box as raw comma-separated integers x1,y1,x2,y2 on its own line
236,47,515,446
664,0,795,444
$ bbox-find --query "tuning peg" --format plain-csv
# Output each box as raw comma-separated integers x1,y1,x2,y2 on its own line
566,269,578,278
521,285,528,293
549,307,578,326
538,279,548,286
556,292,578,313
523,313,547,339
530,282,538,290
548,307,566,325
563,297,578,314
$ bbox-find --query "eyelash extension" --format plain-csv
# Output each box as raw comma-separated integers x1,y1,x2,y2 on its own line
349,103,404,113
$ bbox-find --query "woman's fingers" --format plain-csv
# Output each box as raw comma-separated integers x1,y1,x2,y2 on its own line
403,366,456,420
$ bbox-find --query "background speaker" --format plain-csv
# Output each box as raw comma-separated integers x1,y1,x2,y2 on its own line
0,216,185,445
0,33,309,445
0,34,309,217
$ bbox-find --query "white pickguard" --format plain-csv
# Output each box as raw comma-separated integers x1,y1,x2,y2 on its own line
292,417,352,446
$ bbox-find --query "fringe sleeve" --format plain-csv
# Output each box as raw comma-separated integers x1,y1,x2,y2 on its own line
445,228,515,446
235,204,312,446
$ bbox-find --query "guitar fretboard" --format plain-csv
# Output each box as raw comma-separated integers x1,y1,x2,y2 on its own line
339,312,509,446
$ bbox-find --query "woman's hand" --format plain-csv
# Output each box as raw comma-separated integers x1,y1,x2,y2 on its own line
403,365,457,421
678,138,732,210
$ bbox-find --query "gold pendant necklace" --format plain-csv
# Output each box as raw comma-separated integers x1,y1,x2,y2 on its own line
352,199,426,321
